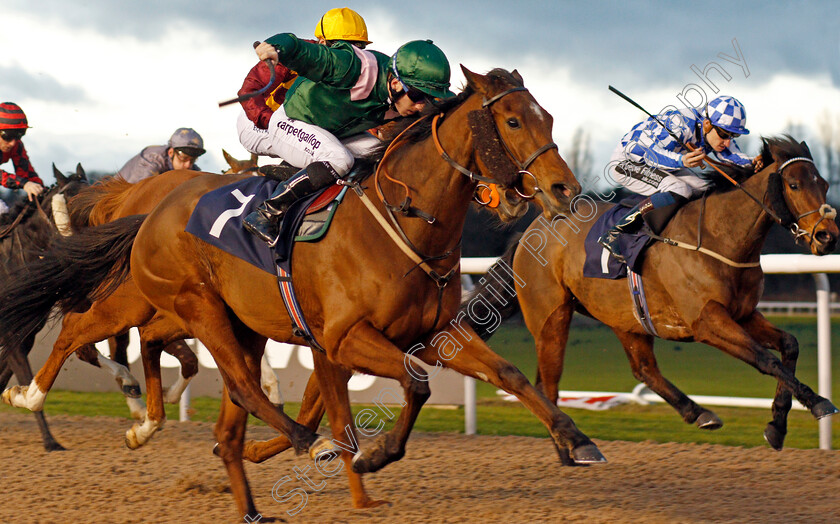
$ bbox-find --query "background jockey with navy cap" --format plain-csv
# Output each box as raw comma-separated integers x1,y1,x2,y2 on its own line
116,127,205,183
242,32,454,245
599,95,764,263
0,102,45,209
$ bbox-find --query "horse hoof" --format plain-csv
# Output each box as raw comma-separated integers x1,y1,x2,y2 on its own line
810,398,839,419
351,451,373,474
122,384,142,399
555,445,587,467
308,436,338,461
1,388,12,406
763,423,785,451
696,411,723,430
44,441,66,452
570,444,607,465
125,429,141,450
212,443,220,457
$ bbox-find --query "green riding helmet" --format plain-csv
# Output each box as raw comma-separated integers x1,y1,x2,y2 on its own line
390,40,454,99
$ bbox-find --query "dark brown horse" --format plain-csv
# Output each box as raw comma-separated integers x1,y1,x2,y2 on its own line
0,68,593,519
464,136,838,459
0,164,89,451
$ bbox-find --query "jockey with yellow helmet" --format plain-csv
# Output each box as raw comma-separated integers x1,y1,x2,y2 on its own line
237,8,370,138
241,23,454,245
0,102,45,207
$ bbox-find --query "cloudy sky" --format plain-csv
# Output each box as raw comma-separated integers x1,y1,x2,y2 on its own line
4,0,840,190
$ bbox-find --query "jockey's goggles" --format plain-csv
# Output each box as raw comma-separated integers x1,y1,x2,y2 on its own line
713,126,740,140
0,129,25,141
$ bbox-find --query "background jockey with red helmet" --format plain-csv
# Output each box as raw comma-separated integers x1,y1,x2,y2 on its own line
237,8,372,133
0,102,45,208
240,25,454,245
599,95,764,263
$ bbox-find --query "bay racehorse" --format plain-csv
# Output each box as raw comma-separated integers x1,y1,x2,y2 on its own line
0,164,89,450
0,67,595,519
463,135,838,460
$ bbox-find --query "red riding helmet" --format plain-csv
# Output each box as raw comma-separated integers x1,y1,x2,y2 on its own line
0,102,29,130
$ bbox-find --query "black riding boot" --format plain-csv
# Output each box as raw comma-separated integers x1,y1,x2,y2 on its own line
243,161,339,246
597,197,653,263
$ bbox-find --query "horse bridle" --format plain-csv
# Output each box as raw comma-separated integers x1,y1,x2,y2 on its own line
772,156,837,246
434,86,558,200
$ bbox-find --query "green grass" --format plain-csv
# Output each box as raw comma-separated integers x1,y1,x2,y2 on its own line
2,316,837,449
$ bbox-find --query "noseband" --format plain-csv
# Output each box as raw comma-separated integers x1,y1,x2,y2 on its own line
774,157,837,246
434,86,558,201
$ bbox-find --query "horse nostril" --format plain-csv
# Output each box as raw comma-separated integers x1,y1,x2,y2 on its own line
551,183,571,200
815,231,833,244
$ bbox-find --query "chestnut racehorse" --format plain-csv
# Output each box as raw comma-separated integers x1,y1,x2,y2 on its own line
464,136,838,460
0,68,594,519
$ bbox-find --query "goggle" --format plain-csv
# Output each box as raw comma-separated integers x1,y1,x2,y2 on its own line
713,126,740,140
398,78,428,104
174,149,199,162
0,129,26,141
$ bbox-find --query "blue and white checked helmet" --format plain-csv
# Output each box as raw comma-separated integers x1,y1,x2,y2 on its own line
705,96,749,135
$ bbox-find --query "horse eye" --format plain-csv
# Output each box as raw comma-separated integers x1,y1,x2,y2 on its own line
788,182,799,190
507,118,521,129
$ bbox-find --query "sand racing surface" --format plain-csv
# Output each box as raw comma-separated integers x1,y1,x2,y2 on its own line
1,412,838,523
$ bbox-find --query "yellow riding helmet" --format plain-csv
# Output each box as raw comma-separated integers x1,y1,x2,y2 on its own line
314,8,371,44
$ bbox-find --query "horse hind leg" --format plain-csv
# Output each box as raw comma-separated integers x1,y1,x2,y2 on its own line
612,329,722,429
740,312,800,450
160,340,198,404
2,338,65,451
107,333,142,398
239,371,324,464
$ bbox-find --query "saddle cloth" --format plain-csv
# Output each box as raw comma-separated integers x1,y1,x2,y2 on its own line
582,196,651,279
184,176,346,275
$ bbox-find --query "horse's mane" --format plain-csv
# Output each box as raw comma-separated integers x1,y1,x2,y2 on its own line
707,134,812,194
68,175,132,228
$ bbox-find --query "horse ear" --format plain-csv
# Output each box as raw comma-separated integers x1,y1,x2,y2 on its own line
222,149,235,168
250,152,258,163
75,163,87,181
800,141,812,158
460,64,485,93
52,163,68,185
511,69,524,86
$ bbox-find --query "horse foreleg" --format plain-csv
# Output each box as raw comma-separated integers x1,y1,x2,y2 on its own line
241,371,325,464
612,329,721,429
693,301,837,421
260,352,284,408
215,386,259,521
161,340,198,404
415,328,606,465
311,350,386,509
739,311,800,450
327,322,430,476
3,339,65,451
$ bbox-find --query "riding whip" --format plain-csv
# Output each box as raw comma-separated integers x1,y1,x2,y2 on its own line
218,42,276,107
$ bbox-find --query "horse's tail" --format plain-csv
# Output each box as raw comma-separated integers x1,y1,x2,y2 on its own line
459,235,523,341
0,215,145,356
